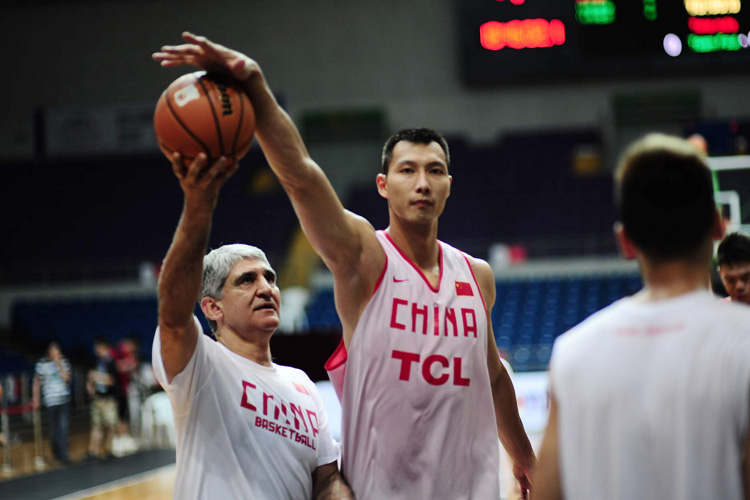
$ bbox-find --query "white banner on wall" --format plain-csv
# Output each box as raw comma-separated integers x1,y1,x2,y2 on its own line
40,101,159,158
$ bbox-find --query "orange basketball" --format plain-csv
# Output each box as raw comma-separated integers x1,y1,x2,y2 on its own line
154,71,255,167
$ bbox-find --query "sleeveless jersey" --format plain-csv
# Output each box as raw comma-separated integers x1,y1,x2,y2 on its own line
551,289,750,500
329,231,500,500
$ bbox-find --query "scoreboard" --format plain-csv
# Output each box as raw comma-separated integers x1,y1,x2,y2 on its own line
458,0,750,84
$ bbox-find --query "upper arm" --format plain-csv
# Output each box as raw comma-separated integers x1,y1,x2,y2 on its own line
283,160,382,275
158,318,199,384
467,257,503,381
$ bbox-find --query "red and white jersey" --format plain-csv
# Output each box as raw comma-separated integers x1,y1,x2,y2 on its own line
153,317,339,500
327,231,500,500
551,289,750,500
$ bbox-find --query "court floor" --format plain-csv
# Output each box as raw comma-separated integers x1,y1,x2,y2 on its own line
1,430,175,500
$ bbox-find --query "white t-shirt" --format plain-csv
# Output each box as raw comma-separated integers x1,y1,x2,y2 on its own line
551,289,750,500
329,231,500,500
35,357,72,407
153,317,339,500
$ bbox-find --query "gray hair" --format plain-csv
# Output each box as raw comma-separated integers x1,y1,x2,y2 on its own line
201,244,272,333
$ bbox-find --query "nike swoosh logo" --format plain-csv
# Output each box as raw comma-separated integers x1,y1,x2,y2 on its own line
393,277,409,283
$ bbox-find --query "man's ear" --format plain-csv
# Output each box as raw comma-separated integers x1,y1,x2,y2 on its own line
614,222,638,260
200,297,223,323
376,173,388,199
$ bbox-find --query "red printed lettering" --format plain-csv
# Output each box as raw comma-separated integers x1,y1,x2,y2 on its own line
390,299,481,338
290,403,309,433
461,308,478,338
433,306,440,336
262,392,274,415
274,402,290,425
241,381,257,411
422,354,450,385
392,350,420,381
391,350,471,386
454,357,470,386
412,302,428,334
444,308,457,336
306,410,320,438
390,298,408,330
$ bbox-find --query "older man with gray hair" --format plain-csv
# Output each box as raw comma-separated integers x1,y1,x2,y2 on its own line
152,150,353,500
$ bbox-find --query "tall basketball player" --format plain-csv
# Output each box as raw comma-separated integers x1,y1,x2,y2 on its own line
154,33,535,499
534,134,750,500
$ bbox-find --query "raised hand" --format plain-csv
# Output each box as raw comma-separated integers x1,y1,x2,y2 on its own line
153,32,258,82
170,152,239,213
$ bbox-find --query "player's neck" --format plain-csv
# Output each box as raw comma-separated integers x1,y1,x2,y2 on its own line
635,259,710,301
386,219,440,270
216,328,273,366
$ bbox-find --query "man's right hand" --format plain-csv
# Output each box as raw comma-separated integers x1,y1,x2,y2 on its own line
171,152,238,213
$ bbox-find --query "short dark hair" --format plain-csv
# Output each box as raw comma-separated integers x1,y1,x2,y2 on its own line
717,232,750,267
381,128,450,174
615,133,715,261
94,336,109,347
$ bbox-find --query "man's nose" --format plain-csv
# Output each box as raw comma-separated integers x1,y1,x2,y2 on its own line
415,170,430,193
257,277,274,296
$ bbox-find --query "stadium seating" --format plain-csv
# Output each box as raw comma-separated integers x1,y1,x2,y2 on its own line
305,271,641,372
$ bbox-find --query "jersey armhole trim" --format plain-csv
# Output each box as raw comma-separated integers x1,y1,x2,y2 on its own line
371,246,388,298
462,252,488,316
324,338,347,371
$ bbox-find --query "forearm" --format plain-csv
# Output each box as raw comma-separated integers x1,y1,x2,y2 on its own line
493,369,535,465
314,478,355,500
241,72,317,190
158,204,213,329
240,71,365,269
312,464,355,500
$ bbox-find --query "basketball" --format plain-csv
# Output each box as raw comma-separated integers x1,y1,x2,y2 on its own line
154,71,255,167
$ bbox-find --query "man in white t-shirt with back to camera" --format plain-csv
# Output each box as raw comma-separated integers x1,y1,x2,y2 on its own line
151,137,353,496
534,134,750,500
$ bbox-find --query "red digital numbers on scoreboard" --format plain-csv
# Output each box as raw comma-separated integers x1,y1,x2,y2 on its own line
480,18,566,50
459,0,750,84
688,16,740,34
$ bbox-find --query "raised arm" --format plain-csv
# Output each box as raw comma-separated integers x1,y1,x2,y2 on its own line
471,258,536,499
153,34,384,340
153,33,382,281
157,153,237,383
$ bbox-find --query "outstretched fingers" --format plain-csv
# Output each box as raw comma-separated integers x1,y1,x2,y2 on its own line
211,157,239,185
170,152,188,179
186,153,213,181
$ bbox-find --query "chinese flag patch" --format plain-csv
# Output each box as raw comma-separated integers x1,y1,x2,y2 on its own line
293,382,310,395
455,281,474,296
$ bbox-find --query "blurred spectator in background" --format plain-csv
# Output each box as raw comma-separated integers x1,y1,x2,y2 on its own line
85,337,119,461
716,232,750,305
111,338,140,456
32,341,73,465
